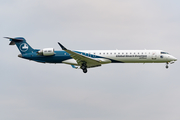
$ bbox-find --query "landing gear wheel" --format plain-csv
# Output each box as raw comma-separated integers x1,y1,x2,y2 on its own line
81,63,87,73
83,69,87,73
81,66,86,70
166,65,169,69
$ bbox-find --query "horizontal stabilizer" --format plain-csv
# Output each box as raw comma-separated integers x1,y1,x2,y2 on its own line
4,37,24,41
4,37,24,45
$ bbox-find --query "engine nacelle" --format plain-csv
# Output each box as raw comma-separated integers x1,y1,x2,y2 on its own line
37,48,55,56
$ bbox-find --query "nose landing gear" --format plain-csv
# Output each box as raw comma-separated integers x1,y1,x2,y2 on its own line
166,62,169,69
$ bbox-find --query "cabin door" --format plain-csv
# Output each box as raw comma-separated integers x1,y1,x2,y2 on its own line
152,52,157,60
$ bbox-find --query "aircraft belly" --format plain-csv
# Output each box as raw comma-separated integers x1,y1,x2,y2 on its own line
32,55,72,63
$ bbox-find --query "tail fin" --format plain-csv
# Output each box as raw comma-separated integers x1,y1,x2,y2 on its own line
4,37,34,54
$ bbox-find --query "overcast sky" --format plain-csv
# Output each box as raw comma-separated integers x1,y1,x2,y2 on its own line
0,0,180,120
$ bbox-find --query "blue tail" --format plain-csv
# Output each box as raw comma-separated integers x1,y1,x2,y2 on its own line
5,37,34,54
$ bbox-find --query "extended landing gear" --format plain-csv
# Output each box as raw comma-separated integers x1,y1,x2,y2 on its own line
166,62,169,69
81,63,88,73
83,69,87,73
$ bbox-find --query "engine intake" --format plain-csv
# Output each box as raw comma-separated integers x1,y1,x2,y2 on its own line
37,48,55,56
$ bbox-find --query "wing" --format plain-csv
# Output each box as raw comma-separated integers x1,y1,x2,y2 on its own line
58,42,101,68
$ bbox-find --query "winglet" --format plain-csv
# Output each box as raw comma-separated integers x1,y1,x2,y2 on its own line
58,42,67,50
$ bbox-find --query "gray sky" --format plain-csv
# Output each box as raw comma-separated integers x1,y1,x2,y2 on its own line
0,0,180,120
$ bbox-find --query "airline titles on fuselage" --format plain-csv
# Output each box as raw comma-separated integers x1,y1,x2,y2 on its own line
116,55,147,59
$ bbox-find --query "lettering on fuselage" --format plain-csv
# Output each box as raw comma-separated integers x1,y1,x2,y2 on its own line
116,55,147,59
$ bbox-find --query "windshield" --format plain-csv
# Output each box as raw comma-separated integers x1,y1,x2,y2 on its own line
161,52,169,54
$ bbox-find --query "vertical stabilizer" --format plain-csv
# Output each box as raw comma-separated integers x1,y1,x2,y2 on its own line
5,37,34,54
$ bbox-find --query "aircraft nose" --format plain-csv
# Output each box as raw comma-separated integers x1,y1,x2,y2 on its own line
174,57,177,61
171,56,177,61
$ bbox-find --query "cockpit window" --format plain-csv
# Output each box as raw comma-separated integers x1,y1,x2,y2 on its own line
161,52,169,54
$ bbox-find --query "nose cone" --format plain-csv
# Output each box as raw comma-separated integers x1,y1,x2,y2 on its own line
171,56,177,61
174,57,177,61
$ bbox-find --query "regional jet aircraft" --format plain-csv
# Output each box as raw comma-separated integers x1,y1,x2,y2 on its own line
5,37,177,73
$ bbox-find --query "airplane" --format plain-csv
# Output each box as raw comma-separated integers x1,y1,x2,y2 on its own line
5,37,177,73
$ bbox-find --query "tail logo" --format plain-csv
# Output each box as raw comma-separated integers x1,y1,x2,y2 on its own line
20,43,29,52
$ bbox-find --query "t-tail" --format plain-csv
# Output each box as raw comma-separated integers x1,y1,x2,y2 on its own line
4,37,34,55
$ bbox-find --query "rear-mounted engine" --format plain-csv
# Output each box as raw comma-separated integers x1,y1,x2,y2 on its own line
37,48,55,56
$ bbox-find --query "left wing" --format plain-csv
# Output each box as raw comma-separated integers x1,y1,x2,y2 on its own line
58,42,101,68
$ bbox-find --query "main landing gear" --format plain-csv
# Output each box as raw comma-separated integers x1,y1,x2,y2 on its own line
81,63,88,73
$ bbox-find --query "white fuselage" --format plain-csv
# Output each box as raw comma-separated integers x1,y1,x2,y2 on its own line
76,50,177,63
